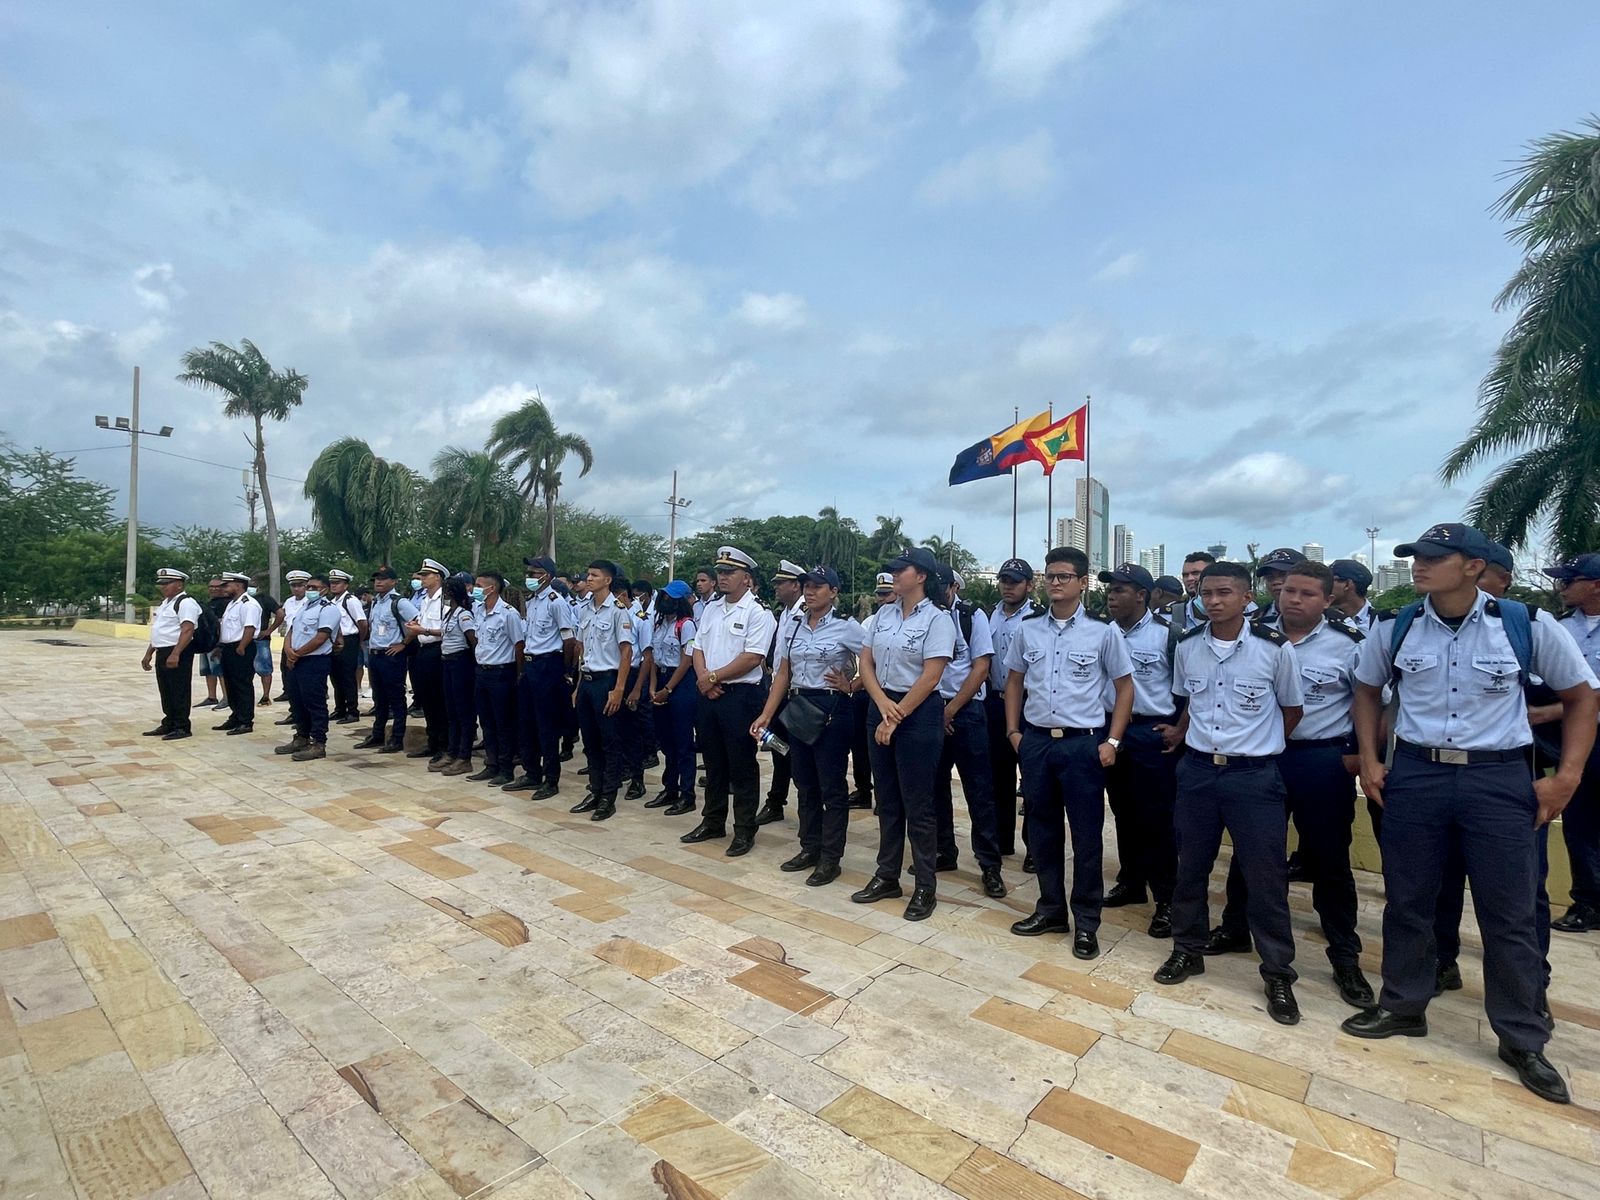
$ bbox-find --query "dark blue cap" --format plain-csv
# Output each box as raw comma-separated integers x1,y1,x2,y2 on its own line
1329,559,1373,588
1154,574,1184,595
1484,542,1514,573
1394,523,1492,560
1098,561,1155,591
800,565,841,589
1542,552,1600,583
885,546,941,576
997,557,1034,582
1255,547,1307,576
523,554,557,574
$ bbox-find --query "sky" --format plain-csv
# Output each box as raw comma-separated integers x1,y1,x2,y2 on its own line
3,0,1596,572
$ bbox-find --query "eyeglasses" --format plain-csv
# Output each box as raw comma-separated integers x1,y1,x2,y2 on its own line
1044,573,1081,583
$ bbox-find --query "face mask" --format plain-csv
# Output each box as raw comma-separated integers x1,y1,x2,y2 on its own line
471,586,485,601
247,587,257,596
306,590,322,600
411,580,422,590
525,577,541,591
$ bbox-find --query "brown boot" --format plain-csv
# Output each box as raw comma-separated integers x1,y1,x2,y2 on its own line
440,758,471,777
291,742,326,761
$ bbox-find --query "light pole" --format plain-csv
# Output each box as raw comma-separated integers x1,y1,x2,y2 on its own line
664,471,692,578
95,366,172,622
1365,526,1380,572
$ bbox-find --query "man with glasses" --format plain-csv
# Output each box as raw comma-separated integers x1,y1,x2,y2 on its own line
1542,552,1600,935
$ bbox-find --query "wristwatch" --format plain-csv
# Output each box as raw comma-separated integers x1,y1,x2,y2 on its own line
707,671,720,686
1106,737,1122,750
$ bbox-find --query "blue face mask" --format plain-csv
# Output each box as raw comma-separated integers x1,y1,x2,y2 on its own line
411,580,423,591
247,587,257,597
524,577,540,591
471,586,485,601
305,590,322,601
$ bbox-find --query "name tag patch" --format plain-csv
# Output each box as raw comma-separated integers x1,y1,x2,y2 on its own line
1232,679,1270,714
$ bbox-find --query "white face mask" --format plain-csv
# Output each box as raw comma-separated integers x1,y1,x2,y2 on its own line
247,587,257,596
306,590,322,600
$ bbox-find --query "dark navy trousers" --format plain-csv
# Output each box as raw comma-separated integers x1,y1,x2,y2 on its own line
1172,753,1296,982
935,703,1002,869
652,669,697,800
414,643,445,753
576,670,625,799
1378,754,1547,1050
788,691,851,862
473,663,518,774
1435,826,1551,988
287,654,331,744
1019,729,1107,932
850,688,873,798
698,683,763,834
368,652,409,742
442,652,475,760
1103,718,1178,902
867,695,944,889
516,652,569,785
983,691,1019,855
1560,744,1600,911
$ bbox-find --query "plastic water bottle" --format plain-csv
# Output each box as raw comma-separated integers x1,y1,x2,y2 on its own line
758,729,789,756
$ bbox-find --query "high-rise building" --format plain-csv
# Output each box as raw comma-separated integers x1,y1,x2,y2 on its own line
1054,517,1085,552
1139,545,1167,575
1076,477,1110,573
1207,542,1228,559
1113,524,1135,567
1302,542,1325,563
1352,551,1370,568
1376,558,1411,592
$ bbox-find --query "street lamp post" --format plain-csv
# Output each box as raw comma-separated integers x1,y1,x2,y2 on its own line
95,366,173,622
1365,526,1380,573
664,471,692,578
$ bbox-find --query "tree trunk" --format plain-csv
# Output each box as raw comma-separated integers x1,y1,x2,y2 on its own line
471,532,482,574
543,490,557,559
255,416,280,595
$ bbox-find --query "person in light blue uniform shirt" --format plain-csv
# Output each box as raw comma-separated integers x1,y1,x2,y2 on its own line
1344,524,1597,1106
1156,560,1306,1026
614,580,650,802
355,567,417,753
647,582,699,816
276,573,341,760
436,572,478,776
505,554,575,800
1542,552,1600,935
853,547,957,921
986,558,1041,859
753,566,864,887
572,561,634,821
468,571,525,787
1003,547,1134,958
1214,562,1373,1008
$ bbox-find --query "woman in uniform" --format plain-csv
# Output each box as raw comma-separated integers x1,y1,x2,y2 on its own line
436,572,477,777
647,581,699,816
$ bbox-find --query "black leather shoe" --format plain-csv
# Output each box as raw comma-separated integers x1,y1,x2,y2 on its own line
934,853,958,872
1103,882,1147,908
1334,965,1375,1008
501,775,536,791
226,724,253,736
1154,951,1205,984
626,779,647,801
781,850,820,873
465,767,497,781
335,714,359,725
980,866,1006,898
487,774,513,787
1340,1008,1428,1039
1073,930,1099,960
1266,978,1300,1025
754,804,784,826
1147,903,1172,939
1010,911,1070,937
851,876,903,904
642,754,660,770
847,790,872,809
213,721,237,731
274,715,296,725
1286,854,1310,884
559,744,574,761
1434,962,1463,996
645,790,676,809
377,742,404,754
1498,1044,1570,1104
725,834,755,858
353,735,383,750
904,887,937,922
570,796,599,814
1552,904,1600,934
680,821,725,844
161,730,191,740
405,747,432,758
807,860,841,887
577,765,590,775
591,801,615,822
1022,854,1036,874
665,799,696,816
143,726,168,737
1202,927,1252,956
531,783,559,801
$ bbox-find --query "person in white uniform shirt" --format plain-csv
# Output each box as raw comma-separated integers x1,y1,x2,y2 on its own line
273,571,311,729
142,567,203,740
214,571,262,735
327,569,368,723
407,558,450,764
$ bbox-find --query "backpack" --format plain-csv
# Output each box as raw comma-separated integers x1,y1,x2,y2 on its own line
1388,597,1533,690
188,598,221,655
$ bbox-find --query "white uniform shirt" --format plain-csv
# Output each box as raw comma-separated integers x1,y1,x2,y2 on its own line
1173,625,1304,757
332,591,364,636
149,593,203,648
281,593,305,633
698,591,777,684
219,593,262,643
416,588,444,645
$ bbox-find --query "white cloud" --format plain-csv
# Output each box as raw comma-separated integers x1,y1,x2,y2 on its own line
917,130,1057,207
1093,250,1143,282
507,0,921,214
1160,452,1350,519
734,291,808,333
973,0,1131,97
132,263,184,312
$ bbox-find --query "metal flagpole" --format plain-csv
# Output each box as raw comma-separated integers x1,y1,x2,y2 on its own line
1045,402,1054,552
1010,405,1018,558
1083,395,1092,570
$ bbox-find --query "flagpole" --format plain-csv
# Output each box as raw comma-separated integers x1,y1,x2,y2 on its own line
1010,406,1019,558
1083,395,1092,570
1045,401,1054,552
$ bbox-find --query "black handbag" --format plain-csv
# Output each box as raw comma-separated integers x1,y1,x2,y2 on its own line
781,691,830,746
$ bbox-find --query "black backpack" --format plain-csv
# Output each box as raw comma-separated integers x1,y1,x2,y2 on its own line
188,598,221,654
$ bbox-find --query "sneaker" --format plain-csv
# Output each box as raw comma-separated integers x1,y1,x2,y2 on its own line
291,742,326,761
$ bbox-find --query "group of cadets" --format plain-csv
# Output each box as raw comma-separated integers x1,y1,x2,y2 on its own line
141,523,1600,1105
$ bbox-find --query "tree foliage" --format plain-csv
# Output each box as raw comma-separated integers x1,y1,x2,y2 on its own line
303,437,419,563
486,397,594,557
428,447,525,572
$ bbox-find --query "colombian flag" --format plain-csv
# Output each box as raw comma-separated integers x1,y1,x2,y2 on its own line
1025,404,1087,475
947,409,1053,486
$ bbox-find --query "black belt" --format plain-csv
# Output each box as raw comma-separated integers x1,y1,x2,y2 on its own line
1287,736,1349,749
1396,738,1529,766
1187,748,1278,768
580,668,618,680
443,651,468,660
531,650,564,659
476,662,516,672
882,688,909,701
1027,726,1099,740
1129,712,1176,725
793,687,842,698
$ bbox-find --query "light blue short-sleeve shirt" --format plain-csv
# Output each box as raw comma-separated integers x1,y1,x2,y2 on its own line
472,599,524,666
1003,608,1133,729
1173,626,1304,756
1106,610,1176,717
288,596,340,656
866,599,957,691
441,604,474,654
940,606,995,701
367,592,418,650
778,609,865,691
1272,616,1363,742
651,616,695,670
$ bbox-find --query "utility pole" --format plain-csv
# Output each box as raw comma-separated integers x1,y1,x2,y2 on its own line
1366,526,1380,571
243,469,260,533
665,471,692,577
95,368,172,622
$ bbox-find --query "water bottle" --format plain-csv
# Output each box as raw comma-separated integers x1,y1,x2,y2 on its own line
758,729,789,756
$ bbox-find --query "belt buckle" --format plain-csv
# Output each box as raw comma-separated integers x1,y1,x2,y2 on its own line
1211,753,1228,766
1437,749,1469,765
1050,728,1065,739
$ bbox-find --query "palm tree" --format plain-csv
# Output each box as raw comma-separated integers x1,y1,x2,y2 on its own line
486,396,593,559
1442,118,1600,555
303,437,418,564
865,515,906,561
429,447,525,573
176,339,307,591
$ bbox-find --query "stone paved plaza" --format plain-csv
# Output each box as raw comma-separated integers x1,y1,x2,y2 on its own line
2,631,1599,1200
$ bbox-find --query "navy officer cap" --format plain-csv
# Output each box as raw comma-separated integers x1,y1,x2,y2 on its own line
1255,547,1307,575
996,557,1034,582
1097,561,1155,591
885,546,941,575
1329,558,1373,589
1542,552,1600,583
1394,522,1493,560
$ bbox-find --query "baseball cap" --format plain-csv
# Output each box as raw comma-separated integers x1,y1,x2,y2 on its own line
371,566,398,580
997,557,1034,583
1542,552,1600,583
1255,547,1307,576
1328,559,1373,589
800,565,841,589
661,579,692,600
1394,523,1493,559
1484,542,1514,573
1097,561,1155,591
522,554,557,574
1153,574,1183,596
885,546,941,575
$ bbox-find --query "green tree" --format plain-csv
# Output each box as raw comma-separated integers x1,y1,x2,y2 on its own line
865,515,906,561
1442,119,1600,555
486,397,594,559
176,339,308,594
920,533,981,577
166,526,242,583
303,437,419,564
428,447,525,573
0,443,119,611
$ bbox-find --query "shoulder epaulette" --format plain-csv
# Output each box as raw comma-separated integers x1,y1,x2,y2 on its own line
1376,609,1398,621
1250,623,1288,645
1151,612,1171,628
1325,615,1364,641
1022,608,1048,621
1179,622,1208,641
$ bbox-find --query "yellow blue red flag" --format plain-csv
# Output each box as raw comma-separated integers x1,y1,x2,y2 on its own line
947,410,1052,486
1024,404,1087,475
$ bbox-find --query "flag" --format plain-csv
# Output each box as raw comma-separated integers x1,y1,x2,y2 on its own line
1025,404,1087,475
947,410,1053,486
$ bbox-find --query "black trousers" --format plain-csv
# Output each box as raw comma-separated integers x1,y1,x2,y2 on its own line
154,646,195,733
868,694,944,889
474,663,518,774
517,652,569,785
620,695,646,785
1378,753,1548,1050
576,670,625,798
653,669,697,800
287,654,331,743
331,639,360,718
219,641,255,726
983,691,1019,854
1103,718,1178,902
765,702,791,808
1019,729,1106,931
1221,740,1360,967
935,703,1002,869
850,689,873,796
442,652,476,761
788,690,851,861
415,643,446,753
368,652,409,742
698,683,764,835
1172,754,1296,982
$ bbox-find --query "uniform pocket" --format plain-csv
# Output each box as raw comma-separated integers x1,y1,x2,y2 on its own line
1470,655,1519,696
1232,679,1270,714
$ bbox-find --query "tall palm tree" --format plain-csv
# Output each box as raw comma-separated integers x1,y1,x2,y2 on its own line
486,396,593,559
1442,118,1600,555
303,437,418,564
865,515,906,562
176,339,307,591
429,447,525,573
921,534,955,564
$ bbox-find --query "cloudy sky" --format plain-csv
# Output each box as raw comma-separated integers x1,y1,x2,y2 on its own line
3,1,1594,569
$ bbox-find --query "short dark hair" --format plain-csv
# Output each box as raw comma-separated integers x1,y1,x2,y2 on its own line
474,570,505,591
1285,561,1334,597
1199,561,1252,587
587,559,617,581
1184,551,1216,566
1044,546,1090,576
633,579,654,594
307,573,329,585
